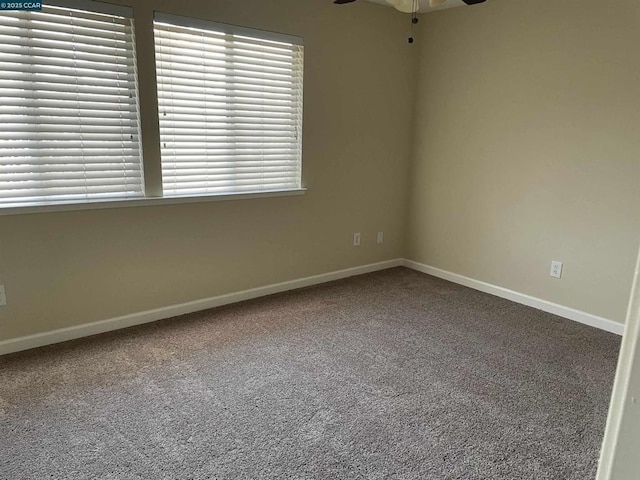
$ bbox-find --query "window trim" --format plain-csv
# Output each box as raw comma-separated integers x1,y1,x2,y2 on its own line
0,3,306,215
153,12,304,199
0,0,144,208
0,188,306,216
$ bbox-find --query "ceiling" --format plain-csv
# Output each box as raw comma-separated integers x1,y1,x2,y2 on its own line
366,0,467,13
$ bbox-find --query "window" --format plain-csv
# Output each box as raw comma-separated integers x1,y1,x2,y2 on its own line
154,14,303,197
0,0,142,208
0,5,305,213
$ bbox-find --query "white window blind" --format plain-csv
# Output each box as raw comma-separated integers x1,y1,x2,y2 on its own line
154,14,303,197
0,0,142,208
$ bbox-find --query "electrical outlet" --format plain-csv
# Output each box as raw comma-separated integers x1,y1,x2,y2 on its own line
0,285,6,306
550,261,563,279
353,232,361,247
377,232,384,245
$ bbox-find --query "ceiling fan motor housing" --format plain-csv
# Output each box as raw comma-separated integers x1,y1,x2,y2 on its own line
332,0,488,12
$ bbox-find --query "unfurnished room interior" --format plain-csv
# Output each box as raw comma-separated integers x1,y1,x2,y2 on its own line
0,0,639,478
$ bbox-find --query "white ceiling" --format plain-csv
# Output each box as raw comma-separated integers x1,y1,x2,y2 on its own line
366,0,467,14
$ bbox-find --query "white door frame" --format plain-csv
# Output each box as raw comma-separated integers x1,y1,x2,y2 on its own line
597,244,640,479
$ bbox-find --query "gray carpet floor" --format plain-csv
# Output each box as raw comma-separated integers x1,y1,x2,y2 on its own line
0,267,621,479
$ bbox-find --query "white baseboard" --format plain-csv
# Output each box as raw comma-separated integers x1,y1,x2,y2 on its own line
0,259,403,356
403,259,625,336
1,257,623,356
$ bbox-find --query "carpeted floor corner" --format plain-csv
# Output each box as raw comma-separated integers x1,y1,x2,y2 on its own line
0,267,621,479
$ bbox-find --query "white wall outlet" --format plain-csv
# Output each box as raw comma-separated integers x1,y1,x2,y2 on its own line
353,232,361,247
550,261,563,279
377,232,384,245
0,285,6,306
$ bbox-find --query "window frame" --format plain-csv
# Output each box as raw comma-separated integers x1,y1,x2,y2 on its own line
0,0,146,210
0,3,306,216
153,13,304,200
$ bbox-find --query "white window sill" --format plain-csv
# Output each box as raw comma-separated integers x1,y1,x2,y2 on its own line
0,188,307,217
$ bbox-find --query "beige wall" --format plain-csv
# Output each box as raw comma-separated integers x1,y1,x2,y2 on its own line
0,0,416,340
2,0,639,343
407,0,640,323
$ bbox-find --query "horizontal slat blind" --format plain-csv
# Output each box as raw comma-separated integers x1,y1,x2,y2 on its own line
0,2,142,207
154,15,303,197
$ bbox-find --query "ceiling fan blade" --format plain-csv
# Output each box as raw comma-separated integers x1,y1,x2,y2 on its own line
333,0,357,4
429,0,447,7
461,0,487,4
